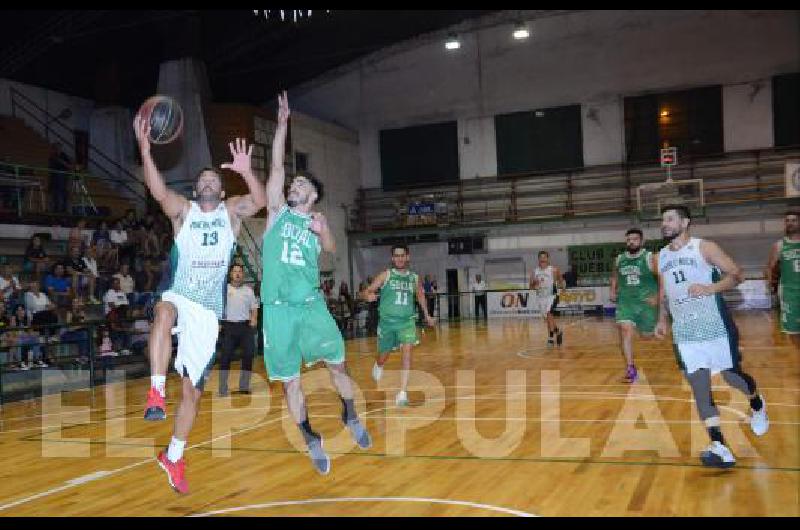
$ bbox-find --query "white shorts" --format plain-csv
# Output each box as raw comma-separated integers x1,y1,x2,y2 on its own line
676,336,735,375
161,290,219,389
533,295,557,316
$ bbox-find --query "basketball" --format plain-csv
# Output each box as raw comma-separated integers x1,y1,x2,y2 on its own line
137,95,184,144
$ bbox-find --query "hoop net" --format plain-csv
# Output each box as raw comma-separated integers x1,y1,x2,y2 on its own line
636,178,704,220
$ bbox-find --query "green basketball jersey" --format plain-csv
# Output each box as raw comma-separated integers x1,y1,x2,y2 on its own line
379,268,418,321
780,238,800,296
615,250,658,305
261,206,322,305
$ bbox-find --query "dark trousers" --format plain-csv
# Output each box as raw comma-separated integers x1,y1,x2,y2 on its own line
474,294,487,319
218,321,256,393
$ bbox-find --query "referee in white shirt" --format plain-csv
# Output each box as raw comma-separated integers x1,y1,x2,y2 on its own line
218,264,260,396
471,274,488,320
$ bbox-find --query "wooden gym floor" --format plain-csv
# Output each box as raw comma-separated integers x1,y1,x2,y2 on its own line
0,312,797,516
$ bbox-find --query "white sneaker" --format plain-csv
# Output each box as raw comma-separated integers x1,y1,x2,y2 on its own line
750,396,769,436
700,441,736,468
38,360,48,368
372,362,383,382
121,349,131,356
395,391,409,407
19,362,30,371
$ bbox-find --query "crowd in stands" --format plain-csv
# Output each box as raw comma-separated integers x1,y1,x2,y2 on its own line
0,209,170,371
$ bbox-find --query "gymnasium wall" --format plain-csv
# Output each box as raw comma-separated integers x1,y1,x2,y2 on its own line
291,10,800,188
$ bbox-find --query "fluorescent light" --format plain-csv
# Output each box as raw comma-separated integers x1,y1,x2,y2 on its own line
513,27,529,40
445,34,460,50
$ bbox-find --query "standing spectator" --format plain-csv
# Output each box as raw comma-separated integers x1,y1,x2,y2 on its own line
217,264,259,396
339,280,354,314
43,263,73,307
81,245,102,304
48,143,71,214
365,275,379,333
470,273,488,320
563,263,579,288
23,235,49,278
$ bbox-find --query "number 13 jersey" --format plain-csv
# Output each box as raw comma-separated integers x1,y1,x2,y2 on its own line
262,205,322,305
659,238,729,343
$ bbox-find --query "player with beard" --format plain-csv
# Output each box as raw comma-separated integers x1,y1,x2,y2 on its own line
765,211,800,346
134,115,266,493
260,92,371,475
655,205,768,468
610,229,660,383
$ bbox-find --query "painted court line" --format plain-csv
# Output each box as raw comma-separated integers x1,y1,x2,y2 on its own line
188,497,538,517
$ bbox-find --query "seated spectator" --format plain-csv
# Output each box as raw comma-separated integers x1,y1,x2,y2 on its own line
0,305,19,369
23,234,49,278
92,220,118,270
24,280,59,344
0,263,22,310
44,263,73,307
111,219,132,268
68,219,90,255
113,263,136,305
104,277,130,317
60,297,91,364
65,245,99,304
8,303,48,369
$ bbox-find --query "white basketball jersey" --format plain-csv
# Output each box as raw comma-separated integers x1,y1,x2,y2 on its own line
659,238,729,343
533,266,556,297
168,201,236,318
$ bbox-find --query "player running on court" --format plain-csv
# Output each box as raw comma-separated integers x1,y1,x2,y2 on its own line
530,251,564,347
655,205,768,468
261,92,371,475
610,228,661,383
134,117,266,493
360,244,436,406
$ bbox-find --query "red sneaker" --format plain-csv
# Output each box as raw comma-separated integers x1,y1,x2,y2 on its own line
144,387,166,421
156,450,188,494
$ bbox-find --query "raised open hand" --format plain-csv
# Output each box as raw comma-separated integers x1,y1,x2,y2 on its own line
277,90,290,125
220,138,253,176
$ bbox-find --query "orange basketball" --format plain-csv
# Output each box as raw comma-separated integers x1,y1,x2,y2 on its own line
137,95,184,144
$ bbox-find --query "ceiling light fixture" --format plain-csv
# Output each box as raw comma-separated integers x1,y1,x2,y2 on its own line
445,34,461,50
512,23,529,40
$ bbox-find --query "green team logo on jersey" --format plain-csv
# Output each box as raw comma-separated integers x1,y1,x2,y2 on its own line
379,269,417,321
780,239,800,289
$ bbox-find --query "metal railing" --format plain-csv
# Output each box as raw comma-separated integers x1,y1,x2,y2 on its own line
352,146,800,232
9,86,145,202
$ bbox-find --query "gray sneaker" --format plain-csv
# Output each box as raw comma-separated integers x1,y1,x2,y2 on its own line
306,436,331,475
346,418,372,449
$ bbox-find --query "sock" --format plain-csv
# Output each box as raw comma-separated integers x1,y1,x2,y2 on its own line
166,437,186,463
298,419,320,445
341,398,357,423
749,395,763,412
151,375,166,397
707,426,725,445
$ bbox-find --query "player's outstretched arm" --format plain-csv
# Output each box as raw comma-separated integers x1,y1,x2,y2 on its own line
765,240,781,293
266,91,290,218
133,114,187,221
360,270,388,302
224,138,266,221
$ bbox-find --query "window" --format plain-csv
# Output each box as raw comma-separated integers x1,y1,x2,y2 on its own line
773,72,800,148
495,104,583,175
380,121,459,190
624,85,723,163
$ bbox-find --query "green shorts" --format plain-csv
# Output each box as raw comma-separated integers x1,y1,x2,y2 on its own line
615,301,658,334
262,298,345,381
780,293,800,334
377,318,419,354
